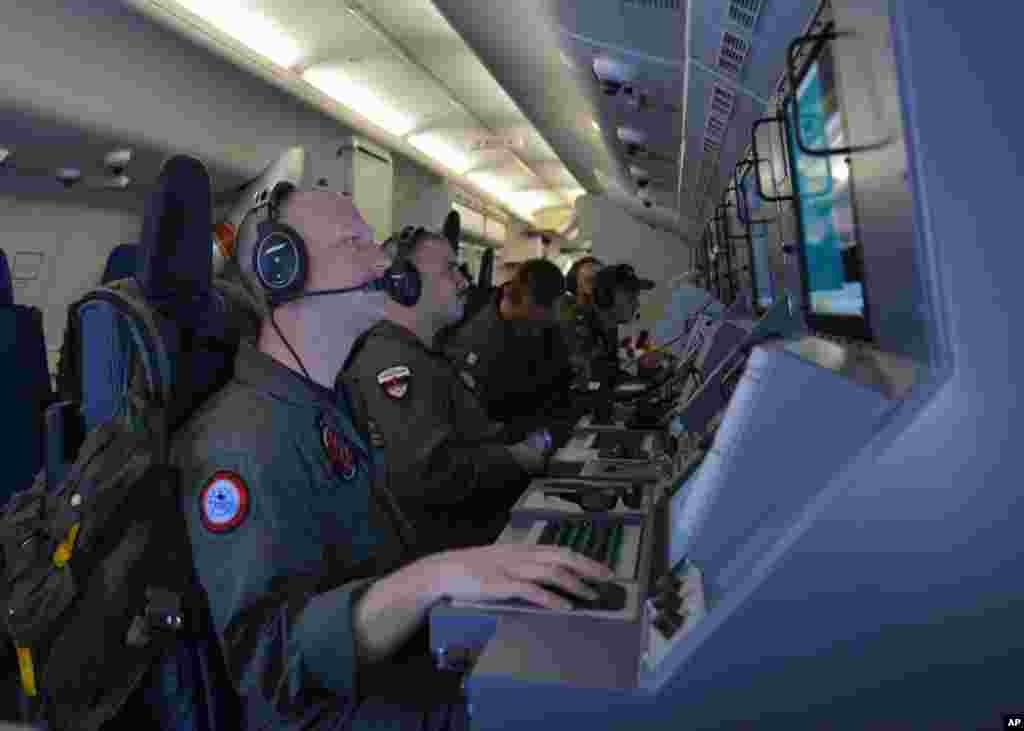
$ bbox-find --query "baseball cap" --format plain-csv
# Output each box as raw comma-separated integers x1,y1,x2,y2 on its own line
596,263,655,293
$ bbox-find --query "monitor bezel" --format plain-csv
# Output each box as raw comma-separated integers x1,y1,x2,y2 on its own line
737,162,775,315
783,36,875,342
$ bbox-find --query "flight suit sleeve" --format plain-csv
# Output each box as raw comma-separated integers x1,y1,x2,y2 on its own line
346,336,522,508
180,449,375,715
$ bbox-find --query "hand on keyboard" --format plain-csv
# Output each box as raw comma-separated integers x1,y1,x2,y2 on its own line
414,543,616,612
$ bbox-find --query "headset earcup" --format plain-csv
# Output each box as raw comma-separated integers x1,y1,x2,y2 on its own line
254,221,307,304
387,259,421,307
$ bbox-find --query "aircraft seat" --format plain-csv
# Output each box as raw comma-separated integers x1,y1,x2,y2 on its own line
0,249,53,509
55,155,242,730
101,243,139,285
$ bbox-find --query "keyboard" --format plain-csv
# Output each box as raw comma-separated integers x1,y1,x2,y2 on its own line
536,518,626,570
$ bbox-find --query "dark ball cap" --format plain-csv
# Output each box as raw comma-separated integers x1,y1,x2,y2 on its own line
595,263,655,294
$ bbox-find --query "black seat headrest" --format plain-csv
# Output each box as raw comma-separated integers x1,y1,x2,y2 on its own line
136,155,212,324
0,249,12,306
101,243,139,285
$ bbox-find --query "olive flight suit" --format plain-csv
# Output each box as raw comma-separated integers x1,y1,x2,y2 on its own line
441,290,576,434
342,320,528,556
172,341,465,731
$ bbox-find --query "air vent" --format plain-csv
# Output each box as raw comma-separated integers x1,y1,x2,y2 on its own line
727,0,763,31
716,31,751,78
702,84,735,149
623,0,682,10
710,84,736,120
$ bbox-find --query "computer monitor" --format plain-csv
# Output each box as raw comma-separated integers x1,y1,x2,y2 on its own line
737,164,775,311
783,36,873,341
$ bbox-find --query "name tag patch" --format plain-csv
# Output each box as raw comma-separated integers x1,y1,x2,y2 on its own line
377,365,411,400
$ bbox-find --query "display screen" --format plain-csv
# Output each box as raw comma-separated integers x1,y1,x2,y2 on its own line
738,165,775,309
785,42,869,333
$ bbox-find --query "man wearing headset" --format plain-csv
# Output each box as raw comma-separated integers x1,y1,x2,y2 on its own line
341,220,549,557
171,187,613,730
441,258,573,432
563,263,655,388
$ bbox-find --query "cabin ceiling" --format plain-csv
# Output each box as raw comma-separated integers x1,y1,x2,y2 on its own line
18,0,821,245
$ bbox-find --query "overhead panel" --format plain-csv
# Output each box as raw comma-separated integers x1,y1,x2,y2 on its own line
679,0,819,214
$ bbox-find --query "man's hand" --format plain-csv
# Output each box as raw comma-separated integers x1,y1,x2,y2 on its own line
413,544,616,611
352,545,615,663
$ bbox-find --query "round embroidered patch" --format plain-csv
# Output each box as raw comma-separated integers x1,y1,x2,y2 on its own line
199,471,250,533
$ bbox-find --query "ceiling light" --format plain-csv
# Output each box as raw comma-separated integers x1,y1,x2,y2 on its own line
591,120,601,132
467,171,512,200
504,190,563,222
408,134,474,175
173,0,304,68
303,65,417,138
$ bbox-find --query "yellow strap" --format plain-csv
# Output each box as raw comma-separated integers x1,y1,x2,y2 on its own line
53,523,81,569
15,646,37,697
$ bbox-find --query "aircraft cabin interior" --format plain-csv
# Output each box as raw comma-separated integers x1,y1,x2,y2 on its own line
0,0,1021,729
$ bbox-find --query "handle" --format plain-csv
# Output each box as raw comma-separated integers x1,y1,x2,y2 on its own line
786,27,894,157
751,116,794,203
734,159,777,225
720,191,750,241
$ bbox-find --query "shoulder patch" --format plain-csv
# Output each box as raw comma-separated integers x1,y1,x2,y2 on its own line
199,471,250,534
322,423,359,481
377,365,411,400
465,351,478,367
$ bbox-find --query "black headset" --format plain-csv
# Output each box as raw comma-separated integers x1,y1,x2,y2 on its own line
382,226,429,307
251,182,309,305
250,182,419,307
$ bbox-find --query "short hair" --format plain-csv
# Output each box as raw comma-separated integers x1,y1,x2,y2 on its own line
507,258,565,309
566,256,603,296
383,225,453,266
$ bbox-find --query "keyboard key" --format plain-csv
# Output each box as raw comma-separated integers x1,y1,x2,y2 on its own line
586,523,611,562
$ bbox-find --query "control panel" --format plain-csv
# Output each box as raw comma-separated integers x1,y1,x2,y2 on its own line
640,562,706,673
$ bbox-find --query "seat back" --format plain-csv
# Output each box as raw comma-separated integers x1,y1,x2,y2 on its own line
101,243,139,285
0,249,52,509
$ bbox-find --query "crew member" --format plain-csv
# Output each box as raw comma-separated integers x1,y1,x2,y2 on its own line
441,258,574,433
172,187,613,730
563,263,655,388
556,256,603,321
342,223,548,556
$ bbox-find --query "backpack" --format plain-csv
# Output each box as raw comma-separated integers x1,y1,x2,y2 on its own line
0,276,254,730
